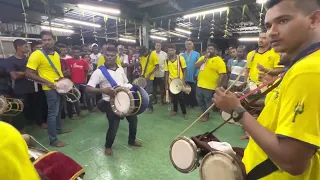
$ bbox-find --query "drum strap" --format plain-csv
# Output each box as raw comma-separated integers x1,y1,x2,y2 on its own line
40,49,62,78
99,66,118,87
246,158,279,180
142,54,151,77
177,55,180,78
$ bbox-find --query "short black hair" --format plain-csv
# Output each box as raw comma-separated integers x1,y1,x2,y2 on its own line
13,39,27,50
40,30,54,39
155,41,162,45
81,53,89,58
266,0,320,13
237,45,247,52
207,43,218,49
31,41,41,48
167,43,176,49
72,45,82,51
59,44,67,49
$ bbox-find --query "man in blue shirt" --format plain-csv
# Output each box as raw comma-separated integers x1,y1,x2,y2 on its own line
181,40,200,108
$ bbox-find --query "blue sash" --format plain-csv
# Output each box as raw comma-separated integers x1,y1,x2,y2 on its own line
40,49,62,78
99,66,118,88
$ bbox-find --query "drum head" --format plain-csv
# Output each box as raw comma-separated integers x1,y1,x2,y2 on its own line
170,137,198,173
114,91,131,115
200,152,244,180
0,96,8,115
133,78,147,88
56,79,73,93
170,78,183,94
220,111,235,124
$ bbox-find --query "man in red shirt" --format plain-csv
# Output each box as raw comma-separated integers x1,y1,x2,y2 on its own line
66,45,89,119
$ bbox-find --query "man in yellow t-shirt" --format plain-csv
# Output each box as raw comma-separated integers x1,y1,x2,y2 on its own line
195,44,226,122
139,46,159,113
0,121,40,180
25,31,69,147
164,44,188,120
246,32,284,84
213,1,320,179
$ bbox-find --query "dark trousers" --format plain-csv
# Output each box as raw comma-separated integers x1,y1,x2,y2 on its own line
171,92,187,115
153,77,165,103
184,81,198,107
104,101,138,148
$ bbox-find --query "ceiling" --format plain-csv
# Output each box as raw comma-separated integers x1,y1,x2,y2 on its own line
0,0,266,42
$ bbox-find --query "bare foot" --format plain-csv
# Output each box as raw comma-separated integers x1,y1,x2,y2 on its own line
51,141,66,147
148,109,153,114
104,148,113,156
41,123,47,129
159,102,164,106
129,140,142,147
171,112,177,116
184,114,188,120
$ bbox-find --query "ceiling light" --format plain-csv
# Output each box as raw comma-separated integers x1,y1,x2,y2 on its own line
256,0,269,4
150,35,167,41
167,31,188,38
183,7,228,19
41,26,74,33
233,30,261,34
238,37,259,42
41,21,73,28
119,37,136,43
63,18,101,28
175,28,191,35
78,4,120,14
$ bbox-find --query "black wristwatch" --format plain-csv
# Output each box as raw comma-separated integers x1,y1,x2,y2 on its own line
231,107,247,122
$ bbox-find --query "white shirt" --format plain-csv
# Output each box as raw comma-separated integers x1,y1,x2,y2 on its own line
87,66,129,102
61,55,72,60
90,53,101,64
119,54,129,75
154,50,167,78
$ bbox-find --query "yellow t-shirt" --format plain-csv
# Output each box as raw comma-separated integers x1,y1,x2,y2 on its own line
97,56,122,68
0,122,40,180
140,51,159,80
164,56,187,83
197,56,226,90
243,50,320,180
247,49,282,84
27,50,64,90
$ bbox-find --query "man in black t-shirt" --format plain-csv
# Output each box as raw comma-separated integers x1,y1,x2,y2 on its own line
7,39,46,128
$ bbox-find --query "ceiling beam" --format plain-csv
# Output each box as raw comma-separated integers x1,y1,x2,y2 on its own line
244,7,259,25
138,0,169,8
168,0,183,11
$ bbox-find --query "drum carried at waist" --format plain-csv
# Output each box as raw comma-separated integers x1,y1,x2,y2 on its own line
170,133,245,180
55,78,81,103
0,95,24,116
132,77,148,89
169,78,191,95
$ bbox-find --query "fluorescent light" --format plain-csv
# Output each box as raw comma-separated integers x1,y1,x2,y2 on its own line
150,35,167,41
63,18,101,28
168,31,188,38
41,26,74,33
256,0,269,4
41,21,73,28
238,37,259,42
119,37,136,43
183,7,228,19
78,4,120,14
175,28,191,35
233,30,261,34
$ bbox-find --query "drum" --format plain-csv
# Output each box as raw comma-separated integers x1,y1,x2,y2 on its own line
132,77,148,88
55,78,81,103
220,111,235,124
169,78,190,95
0,96,24,116
132,85,149,115
243,81,267,95
170,136,200,173
28,147,47,162
199,151,245,180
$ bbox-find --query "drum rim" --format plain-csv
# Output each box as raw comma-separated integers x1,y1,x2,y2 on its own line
199,151,244,180
169,78,183,95
55,78,74,93
66,87,82,102
110,86,136,117
130,91,142,115
169,136,199,173
133,77,147,88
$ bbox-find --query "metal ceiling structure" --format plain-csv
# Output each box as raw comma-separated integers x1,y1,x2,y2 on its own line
0,0,266,43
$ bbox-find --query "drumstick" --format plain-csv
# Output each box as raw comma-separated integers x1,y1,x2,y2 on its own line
29,135,50,152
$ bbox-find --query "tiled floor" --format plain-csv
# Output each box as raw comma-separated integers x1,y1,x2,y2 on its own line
26,104,248,180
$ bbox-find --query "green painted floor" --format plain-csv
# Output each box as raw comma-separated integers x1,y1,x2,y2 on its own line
26,104,248,180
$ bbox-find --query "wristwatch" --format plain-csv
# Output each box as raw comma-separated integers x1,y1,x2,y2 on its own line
231,107,247,122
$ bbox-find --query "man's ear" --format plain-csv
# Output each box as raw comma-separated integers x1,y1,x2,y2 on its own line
309,10,320,29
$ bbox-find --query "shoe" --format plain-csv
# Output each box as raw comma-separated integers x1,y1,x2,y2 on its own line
104,148,113,156
128,140,142,147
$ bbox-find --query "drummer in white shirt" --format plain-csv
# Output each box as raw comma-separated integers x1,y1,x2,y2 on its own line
118,45,129,76
90,43,101,71
153,42,167,105
86,46,142,156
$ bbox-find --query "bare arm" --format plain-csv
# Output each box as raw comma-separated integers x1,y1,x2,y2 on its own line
165,71,169,90
86,85,105,94
217,73,226,87
146,64,159,78
25,68,52,86
10,72,25,80
194,58,206,69
182,68,187,82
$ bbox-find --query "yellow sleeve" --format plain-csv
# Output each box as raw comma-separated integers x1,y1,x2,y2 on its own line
246,51,255,69
164,60,168,71
26,50,40,70
196,56,204,63
116,56,122,67
275,73,320,147
272,52,283,68
216,57,227,74
152,52,159,66
97,56,104,68
180,56,187,69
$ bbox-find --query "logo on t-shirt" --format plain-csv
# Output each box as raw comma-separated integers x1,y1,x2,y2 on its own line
71,63,84,69
292,101,304,123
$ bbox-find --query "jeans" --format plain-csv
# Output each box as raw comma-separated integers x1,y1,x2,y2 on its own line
170,92,186,115
196,87,214,113
184,81,198,107
104,101,138,148
145,80,153,110
153,77,165,104
45,90,63,144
